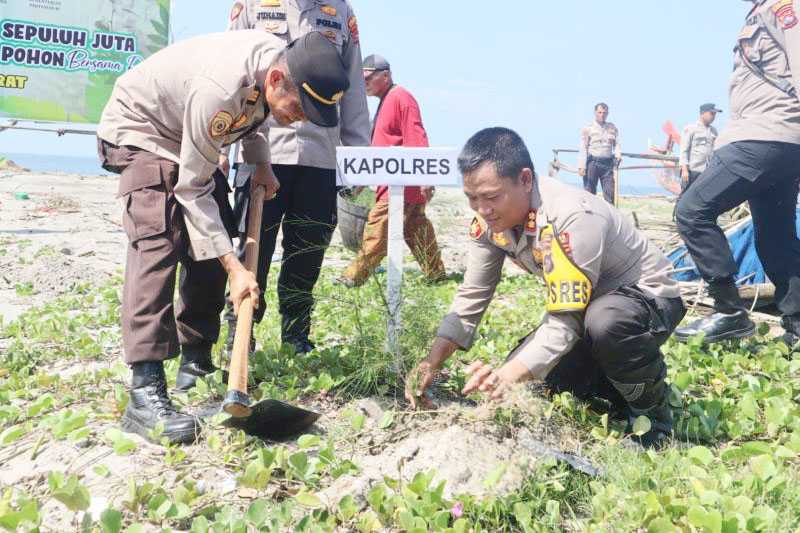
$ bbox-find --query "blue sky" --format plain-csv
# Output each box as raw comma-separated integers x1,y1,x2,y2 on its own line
3,1,746,187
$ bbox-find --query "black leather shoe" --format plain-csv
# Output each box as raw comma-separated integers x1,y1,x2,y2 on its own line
175,343,227,391
122,362,201,445
674,310,755,343
224,320,256,359
285,338,316,354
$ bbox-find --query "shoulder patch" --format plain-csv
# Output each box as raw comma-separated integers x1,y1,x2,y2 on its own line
209,111,233,139
230,2,244,21
772,0,798,29
348,15,359,44
524,210,537,236
469,216,486,240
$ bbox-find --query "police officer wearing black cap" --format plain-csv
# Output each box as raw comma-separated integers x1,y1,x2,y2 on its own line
675,0,800,344
174,31,353,392
97,30,351,441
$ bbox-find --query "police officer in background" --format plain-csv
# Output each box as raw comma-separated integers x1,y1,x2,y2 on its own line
679,104,721,192
406,128,685,448
97,31,350,442
224,0,370,354
578,103,621,204
675,0,800,344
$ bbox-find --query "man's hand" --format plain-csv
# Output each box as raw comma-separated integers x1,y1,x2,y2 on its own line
252,163,280,200
461,358,531,401
404,360,438,409
680,166,690,183
219,253,259,315
578,168,586,177
421,186,435,203
218,154,230,178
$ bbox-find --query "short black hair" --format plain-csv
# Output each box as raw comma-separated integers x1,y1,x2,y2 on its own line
595,102,609,111
457,127,535,180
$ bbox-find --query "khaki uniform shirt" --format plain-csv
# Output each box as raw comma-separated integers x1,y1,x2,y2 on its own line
679,120,719,173
717,0,800,147
437,177,679,379
228,0,370,168
578,121,620,170
98,31,280,261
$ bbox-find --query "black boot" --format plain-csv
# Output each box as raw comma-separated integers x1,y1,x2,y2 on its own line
175,343,227,391
780,314,800,348
281,314,315,354
675,278,755,343
121,362,201,445
224,319,256,359
609,362,673,449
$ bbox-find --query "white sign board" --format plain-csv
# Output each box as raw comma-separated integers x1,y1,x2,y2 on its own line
336,147,461,186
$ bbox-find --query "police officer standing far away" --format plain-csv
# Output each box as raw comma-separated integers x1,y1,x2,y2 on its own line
224,0,370,356
97,31,350,443
405,128,686,449
679,104,721,192
675,0,800,345
578,103,621,204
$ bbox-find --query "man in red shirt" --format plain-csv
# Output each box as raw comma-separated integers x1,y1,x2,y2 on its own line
338,55,446,287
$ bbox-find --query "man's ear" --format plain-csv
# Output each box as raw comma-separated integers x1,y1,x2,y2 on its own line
520,168,534,192
266,67,286,90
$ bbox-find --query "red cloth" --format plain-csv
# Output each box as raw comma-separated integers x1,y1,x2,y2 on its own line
372,85,429,205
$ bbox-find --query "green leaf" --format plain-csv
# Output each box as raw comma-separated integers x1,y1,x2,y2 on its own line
338,495,357,521
294,491,323,509
105,428,137,455
50,474,91,512
100,508,122,533
632,415,652,436
288,451,309,477
0,424,27,445
378,411,395,429
647,516,679,533
687,446,715,466
246,500,269,526
125,524,147,533
297,434,321,449
749,455,777,481
190,515,209,533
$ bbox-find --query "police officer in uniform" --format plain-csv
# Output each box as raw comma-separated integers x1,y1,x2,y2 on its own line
679,104,721,192
675,0,800,344
578,103,620,204
405,128,685,448
97,31,350,443
224,0,370,354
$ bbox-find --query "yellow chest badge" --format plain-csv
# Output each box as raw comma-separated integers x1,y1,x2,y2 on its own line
540,225,592,313
321,5,337,16
261,0,281,6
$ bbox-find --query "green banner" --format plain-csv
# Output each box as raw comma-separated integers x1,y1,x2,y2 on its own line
0,0,170,124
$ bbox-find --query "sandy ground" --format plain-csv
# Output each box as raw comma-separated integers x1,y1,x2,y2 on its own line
0,170,486,328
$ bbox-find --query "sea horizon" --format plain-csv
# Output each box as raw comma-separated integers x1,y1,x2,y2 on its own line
2,152,673,197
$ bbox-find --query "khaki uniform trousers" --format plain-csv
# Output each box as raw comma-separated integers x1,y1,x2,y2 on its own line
342,201,445,286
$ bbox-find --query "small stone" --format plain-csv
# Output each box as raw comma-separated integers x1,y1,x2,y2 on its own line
60,248,73,256
357,398,384,421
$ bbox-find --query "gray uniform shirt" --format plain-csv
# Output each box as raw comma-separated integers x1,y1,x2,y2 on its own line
679,120,719,173
228,0,370,168
717,0,800,147
578,121,620,169
98,31,280,261
436,177,679,379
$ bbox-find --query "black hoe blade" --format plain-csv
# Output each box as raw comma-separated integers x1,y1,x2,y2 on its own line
221,399,321,440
